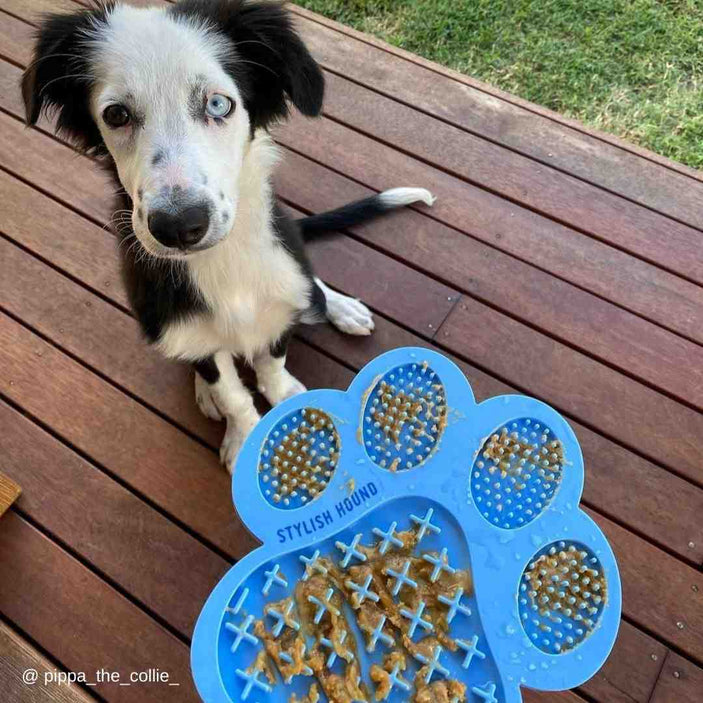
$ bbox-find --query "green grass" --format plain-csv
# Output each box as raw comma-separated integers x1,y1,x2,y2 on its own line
297,0,703,169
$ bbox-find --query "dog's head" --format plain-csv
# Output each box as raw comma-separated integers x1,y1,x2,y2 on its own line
22,0,324,257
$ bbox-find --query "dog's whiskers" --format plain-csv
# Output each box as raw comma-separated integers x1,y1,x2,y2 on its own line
38,73,95,97
23,52,83,73
233,58,279,78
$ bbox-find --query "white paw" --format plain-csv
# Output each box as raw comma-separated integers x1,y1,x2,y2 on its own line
219,426,245,472
258,370,307,407
327,294,375,336
219,414,260,473
195,373,223,421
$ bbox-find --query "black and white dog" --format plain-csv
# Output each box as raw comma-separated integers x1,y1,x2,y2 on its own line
22,0,434,469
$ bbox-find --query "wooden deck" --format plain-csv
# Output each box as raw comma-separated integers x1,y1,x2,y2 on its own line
1,1,702,701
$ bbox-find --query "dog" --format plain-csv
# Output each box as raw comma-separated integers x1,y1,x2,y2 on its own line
22,0,434,470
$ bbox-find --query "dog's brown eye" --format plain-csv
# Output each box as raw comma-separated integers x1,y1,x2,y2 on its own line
102,104,131,128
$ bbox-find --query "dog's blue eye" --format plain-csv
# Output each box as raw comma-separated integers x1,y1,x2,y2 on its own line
206,94,233,119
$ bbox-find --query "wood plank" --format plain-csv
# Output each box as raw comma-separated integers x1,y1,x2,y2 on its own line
0,311,254,558
290,4,703,187
3,158,702,569
0,512,198,702
291,12,703,232
438,298,703,486
0,400,229,638
0,619,97,702
2,34,702,355
522,692,580,703
2,0,75,18
0,471,21,516
650,653,703,703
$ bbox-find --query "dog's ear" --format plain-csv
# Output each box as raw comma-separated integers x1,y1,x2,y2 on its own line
21,6,110,153
174,0,325,130
232,0,325,124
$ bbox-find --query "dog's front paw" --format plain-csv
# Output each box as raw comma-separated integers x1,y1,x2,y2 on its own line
220,428,244,472
258,369,307,407
220,414,260,472
195,373,223,421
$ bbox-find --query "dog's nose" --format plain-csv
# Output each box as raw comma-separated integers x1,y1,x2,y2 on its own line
147,204,210,249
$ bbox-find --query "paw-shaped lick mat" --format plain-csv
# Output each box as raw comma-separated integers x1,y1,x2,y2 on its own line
191,348,621,703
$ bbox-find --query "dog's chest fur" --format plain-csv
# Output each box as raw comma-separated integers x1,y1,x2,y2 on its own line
158,228,311,361
122,135,312,362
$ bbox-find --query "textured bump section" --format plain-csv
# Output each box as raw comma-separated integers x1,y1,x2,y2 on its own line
519,541,607,654
258,408,340,509
362,362,447,471
471,418,565,529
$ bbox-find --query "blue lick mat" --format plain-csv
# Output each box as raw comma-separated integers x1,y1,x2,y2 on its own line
191,347,621,703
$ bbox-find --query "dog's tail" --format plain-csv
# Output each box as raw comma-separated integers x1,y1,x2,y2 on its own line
297,187,435,240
